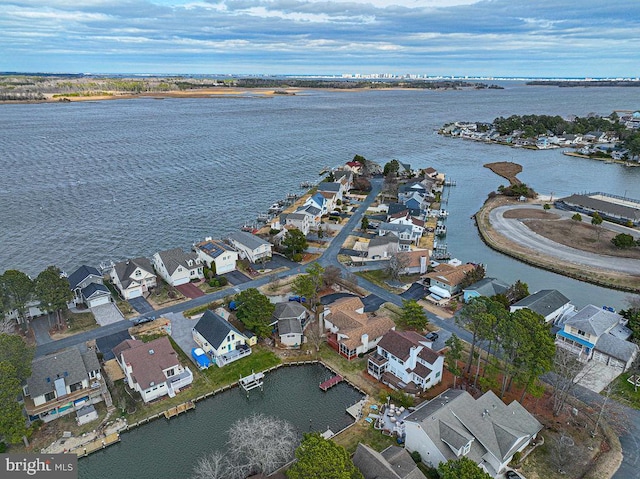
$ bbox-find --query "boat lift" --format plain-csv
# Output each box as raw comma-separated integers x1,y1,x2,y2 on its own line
239,370,265,396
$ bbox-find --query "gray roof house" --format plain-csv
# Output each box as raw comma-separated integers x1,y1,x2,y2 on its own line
272,302,308,348
368,234,400,260
152,247,204,286
227,231,273,264
404,389,542,477
510,289,573,323
353,443,427,479
68,265,111,308
109,257,157,300
463,278,509,303
192,310,251,366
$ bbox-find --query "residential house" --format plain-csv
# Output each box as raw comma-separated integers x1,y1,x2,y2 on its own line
284,212,311,236
227,230,272,264
273,302,308,348
323,296,395,360
194,237,238,274
463,277,509,303
389,213,425,238
353,443,427,479
113,336,193,403
152,248,204,286
305,192,329,215
317,181,344,202
423,167,438,179
344,161,363,174
23,346,105,423
334,170,354,191
368,234,400,260
424,263,476,300
404,389,543,478
68,265,112,308
402,192,429,212
368,330,444,395
388,202,421,218
510,289,573,323
400,250,430,275
378,223,418,250
556,305,638,369
109,257,156,300
192,310,251,366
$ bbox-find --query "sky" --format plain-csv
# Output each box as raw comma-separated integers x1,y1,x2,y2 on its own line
1,0,639,77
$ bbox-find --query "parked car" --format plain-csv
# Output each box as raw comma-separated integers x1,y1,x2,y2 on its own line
288,296,306,303
425,332,439,341
505,471,522,479
133,316,155,325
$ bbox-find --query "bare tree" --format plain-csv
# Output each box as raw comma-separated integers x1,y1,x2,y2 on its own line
550,431,576,474
322,265,342,289
305,319,324,352
386,252,410,280
192,451,242,479
548,348,595,416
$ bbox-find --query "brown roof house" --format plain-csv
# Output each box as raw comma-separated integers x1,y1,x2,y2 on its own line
424,262,476,301
113,336,193,403
323,296,395,360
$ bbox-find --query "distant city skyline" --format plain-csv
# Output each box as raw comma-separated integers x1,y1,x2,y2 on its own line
2,0,639,77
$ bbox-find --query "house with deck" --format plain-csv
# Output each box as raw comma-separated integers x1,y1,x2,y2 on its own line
68,265,112,308
113,336,193,403
510,289,573,323
556,305,638,370
109,257,157,299
424,263,476,301
323,296,395,360
284,212,311,236
404,389,543,478
152,248,204,286
23,346,106,423
378,223,417,250
227,230,272,264
272,302,308,348
368,330,443,395
194,237,238,274
192,310,251,366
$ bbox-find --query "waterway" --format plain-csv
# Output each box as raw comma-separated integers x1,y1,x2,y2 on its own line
77,364,363,479
1,83,639,309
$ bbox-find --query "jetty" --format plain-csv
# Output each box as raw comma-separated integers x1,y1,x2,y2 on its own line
319,374,343,391
239,371,265,393
164,400,195,419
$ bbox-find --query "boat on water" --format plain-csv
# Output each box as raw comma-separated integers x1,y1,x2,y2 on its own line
300,181,315,188
268,203,283,213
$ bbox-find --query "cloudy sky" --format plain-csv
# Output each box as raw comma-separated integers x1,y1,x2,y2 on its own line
2,0,639,77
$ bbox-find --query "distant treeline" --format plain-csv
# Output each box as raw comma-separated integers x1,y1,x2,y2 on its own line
493,113,625,137
0,92,45,101
232,78,503,90
527,80,640,87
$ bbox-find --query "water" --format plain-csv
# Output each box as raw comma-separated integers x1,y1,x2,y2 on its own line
77,364,363,479
1,83,639,308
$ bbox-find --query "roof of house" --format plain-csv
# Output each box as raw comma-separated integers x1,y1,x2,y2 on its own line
559,194,640,221
317,182,342,193
81,282,110,299
195,239,235,259
113,257,155,289
333,170,352,182
369,234,399,249
194,310,245,349
27,347,99,398
424,167,437,175
328,297,395,349
595,334,638,362
379,223,413,234
353,444,427,479
228,230,271,251
68,265,102,289
377,330,439,364
320,191,337,200
564,304,621,337
278,318,303,336
156,247,201,275
273,302,307,321
511,289,570,317
401,250,430,269
287,212,309,221
424,263,476,287
118,337,181,390
405,389,543,465
309,193,326,206
464,277,509,297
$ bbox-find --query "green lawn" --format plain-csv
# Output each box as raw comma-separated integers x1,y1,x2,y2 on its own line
64,310,98,333
609,372,640,409
317,343,367,375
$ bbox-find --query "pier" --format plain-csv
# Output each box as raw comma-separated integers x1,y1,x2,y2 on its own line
319,374,343,391
75,432,121,457
164,400,195,419
239,371,265,394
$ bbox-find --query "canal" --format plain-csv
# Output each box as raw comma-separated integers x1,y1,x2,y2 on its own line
77,364,363,479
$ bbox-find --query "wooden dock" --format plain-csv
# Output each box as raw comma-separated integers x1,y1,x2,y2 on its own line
164,400,195,419
319,374,343,391
75,432,121,456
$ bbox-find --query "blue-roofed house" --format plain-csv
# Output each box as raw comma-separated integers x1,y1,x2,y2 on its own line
194,237,238,275
192,310,251,367
68,265,112,308
305,192,329,215
463,278,509,303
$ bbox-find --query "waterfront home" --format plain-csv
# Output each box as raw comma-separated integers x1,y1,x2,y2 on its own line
285,212,311,236
463,277,509,303
400,249,430,275
68,265,112,308
344,160,363,174
387,202,421,218
402,191,429,212
367,234,400,260
192,310,251,366
23,346,106,423
194,237,238,274
272,302,308,348
323,296,395,360
388,213,425,237
556,305,638,370
353,443,427,479
109,257,156,299
424,262,476,300
367,330,443,395
305,192,329,215
317,181,344,202
333,169,354,191
152,248,204,286
113,336,193,402
227,230,272,264
404,389,543,478
510,289,573,324
377,223,417,250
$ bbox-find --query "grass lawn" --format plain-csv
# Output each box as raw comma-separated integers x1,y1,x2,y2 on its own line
65,310,97,333
333,420,396,454
609,372,640,409
317,343,367,376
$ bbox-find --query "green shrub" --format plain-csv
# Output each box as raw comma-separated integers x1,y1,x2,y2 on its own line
0,442,6,453
411,451,421,464
218,276,228,286
292,253,303,262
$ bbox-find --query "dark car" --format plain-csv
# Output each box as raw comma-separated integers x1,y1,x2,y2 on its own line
505,471,522,479
133,316,155,325
425,332,439,341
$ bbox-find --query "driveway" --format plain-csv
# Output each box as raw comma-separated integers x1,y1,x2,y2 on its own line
127,296,155,315
576,361,623,393
250,254,298,271
176,282,205,299
91,303,125,326
400,283,427,301
30,315,53,345
222,270,253,286
96,330,132,361
362,294,385,312
164,312,200,362
321,292,357,305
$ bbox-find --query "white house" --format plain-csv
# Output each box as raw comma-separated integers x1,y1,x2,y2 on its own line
317,181,344,203
152,248,204,286
227,230,272,264
367,234,400,260
510,289,573,324
23,346,105,423
192,310,251,367
304,193,329,215
68,265,112,308
368,329,443,395
404,389,543,478
109,257,157,300
272,302,308,348
194,237,238,275
113,337,193,403
284,213,311,236
424,263,476,299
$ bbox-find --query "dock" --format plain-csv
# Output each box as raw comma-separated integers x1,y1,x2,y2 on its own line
164,400,195,419
319,374,343,391
239,371,265,393
75,432,121,456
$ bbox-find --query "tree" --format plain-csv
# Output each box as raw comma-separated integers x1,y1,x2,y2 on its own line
234,288,275,338
437,457,492,479
293,263,325,335
286,433,363,479
444,334,463,388
611,233,637,249
385,252,409,280
459,264,486,289
543,203,551,212
192,450,240,479
548,348,593,417
383,159,400,176
360,216,369,231
0,270,34,331
282,229,308,260
456,297,497,374
322,265,341,288
591,212,603,241
506,280,529,304
34,265,72,330
0,334,34,443
397,299,428,331
570,212,582,230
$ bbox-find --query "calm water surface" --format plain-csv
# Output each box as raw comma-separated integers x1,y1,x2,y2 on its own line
1,83,639,308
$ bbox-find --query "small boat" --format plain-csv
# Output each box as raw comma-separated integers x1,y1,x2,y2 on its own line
268,203,283,213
